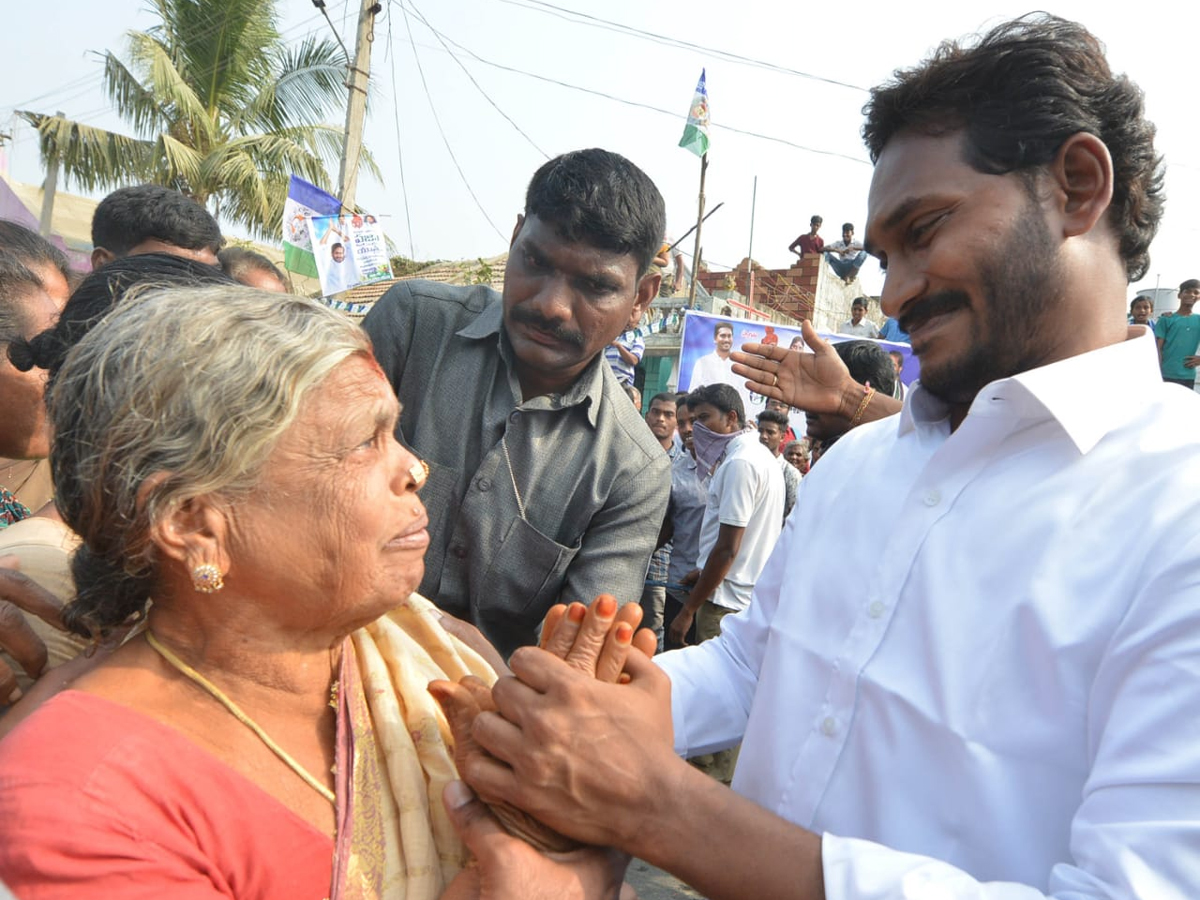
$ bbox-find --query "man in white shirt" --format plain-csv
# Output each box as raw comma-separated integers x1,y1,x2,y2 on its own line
839,297,881,338
668,383,782,650
687,321,735,389
456,15,1200,900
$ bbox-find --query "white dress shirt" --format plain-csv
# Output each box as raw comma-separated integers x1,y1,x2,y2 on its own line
659,328,1200,899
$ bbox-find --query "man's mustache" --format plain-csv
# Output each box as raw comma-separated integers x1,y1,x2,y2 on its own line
509,307,586,348
898,290,970,335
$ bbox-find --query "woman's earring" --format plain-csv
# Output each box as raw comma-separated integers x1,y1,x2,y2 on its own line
191,563,225,594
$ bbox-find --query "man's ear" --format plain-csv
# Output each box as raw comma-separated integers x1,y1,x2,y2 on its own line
632,268,661,322
1050,132,1114,239
509,214,526,248
90,247,115,269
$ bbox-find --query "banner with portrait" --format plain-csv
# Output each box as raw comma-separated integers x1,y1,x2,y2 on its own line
678,310,918,435
307,214,394,297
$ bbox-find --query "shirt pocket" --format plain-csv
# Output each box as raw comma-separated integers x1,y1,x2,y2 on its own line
480,516,580,617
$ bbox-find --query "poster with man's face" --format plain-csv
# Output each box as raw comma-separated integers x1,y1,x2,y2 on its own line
307,215,394,297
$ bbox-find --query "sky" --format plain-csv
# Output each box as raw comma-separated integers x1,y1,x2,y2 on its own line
2,0,1197,300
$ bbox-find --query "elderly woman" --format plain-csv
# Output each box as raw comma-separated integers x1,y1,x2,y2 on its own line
0,286,509,898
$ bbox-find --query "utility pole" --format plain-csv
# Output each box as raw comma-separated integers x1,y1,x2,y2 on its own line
337,0,381,210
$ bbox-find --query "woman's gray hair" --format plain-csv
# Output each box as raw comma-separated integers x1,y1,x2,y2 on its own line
49,284,372,638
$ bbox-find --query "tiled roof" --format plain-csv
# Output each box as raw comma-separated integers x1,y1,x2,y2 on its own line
333,252,508,316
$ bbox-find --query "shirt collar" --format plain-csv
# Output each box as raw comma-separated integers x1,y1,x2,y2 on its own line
455,296,604,427
898,327,1161,455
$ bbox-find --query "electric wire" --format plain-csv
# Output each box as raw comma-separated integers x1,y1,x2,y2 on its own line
399,1,507,242
497,0,869,93
385,5,416,259
413,23,870,166
396,0,549,159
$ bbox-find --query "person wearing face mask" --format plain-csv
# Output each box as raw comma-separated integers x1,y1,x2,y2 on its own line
668,383,783,783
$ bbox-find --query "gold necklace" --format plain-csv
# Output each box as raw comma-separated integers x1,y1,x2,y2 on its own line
144,630,336,806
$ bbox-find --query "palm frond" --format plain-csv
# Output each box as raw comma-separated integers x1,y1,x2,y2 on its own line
16,112,156,192
122,32,216,147
101,51,172,137
153,133,206,193
235,36,348,134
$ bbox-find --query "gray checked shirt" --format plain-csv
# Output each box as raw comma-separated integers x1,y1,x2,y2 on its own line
363,280,671,658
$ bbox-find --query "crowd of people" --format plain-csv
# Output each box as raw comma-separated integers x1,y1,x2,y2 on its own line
0,12,1198,900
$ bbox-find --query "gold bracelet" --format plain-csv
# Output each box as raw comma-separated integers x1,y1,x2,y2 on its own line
849,386,875,428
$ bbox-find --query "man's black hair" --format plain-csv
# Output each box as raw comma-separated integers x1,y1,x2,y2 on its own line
863,14,1164,283
648,392,676,407
841,222,854,233
810,215,823,225
1180,279,1200,293
0,219,71,284
757,409,789,429
686,382,746,428
92,185,222,257
524,149,665,277
834,340,896,396
713,322,733,338
675,391,690,407
851,296,868,308
218,247,285,285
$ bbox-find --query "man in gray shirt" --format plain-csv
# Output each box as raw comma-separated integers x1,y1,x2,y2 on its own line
362,149,670,657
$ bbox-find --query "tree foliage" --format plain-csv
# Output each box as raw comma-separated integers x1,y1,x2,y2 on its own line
19,0,377,239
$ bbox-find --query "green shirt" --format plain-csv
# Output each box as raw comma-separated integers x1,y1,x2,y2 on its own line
1154,313,1200,380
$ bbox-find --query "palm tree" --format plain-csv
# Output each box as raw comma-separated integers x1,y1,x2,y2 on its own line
19,0,376,239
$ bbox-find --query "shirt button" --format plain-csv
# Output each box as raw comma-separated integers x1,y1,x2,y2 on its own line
868,601,885,619
923,489,941,507
821,716,837,737
509,411,520,424
477,477,492,492
451,545,467,559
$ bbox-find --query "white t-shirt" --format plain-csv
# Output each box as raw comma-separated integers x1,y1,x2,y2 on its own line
695,431,784,611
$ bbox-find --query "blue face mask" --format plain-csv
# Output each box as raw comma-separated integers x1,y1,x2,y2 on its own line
690,421,745,476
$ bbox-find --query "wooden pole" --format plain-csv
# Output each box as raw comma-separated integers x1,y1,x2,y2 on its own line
38,111,63,237
687,152,708,307
337,0,381,210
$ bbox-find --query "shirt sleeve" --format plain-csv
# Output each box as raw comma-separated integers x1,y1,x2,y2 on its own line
658,507,804,756
626,335,646,362
715,458,761,527
1153,317,1169,340
820,532,1200,900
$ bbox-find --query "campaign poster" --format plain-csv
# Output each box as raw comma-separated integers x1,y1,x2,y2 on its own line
307,214,394,297
678,310,917,435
